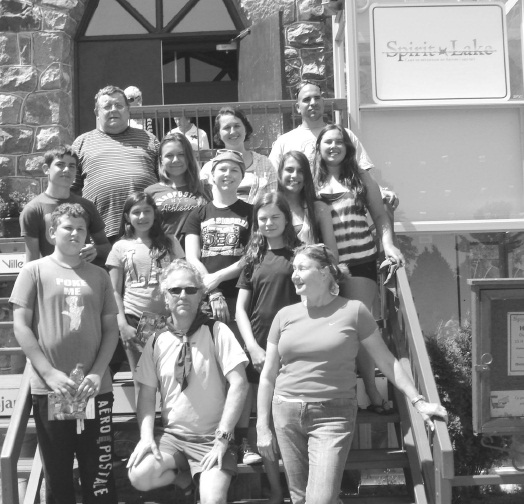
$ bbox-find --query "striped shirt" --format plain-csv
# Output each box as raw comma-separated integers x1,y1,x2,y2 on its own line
72,127,159,237
320,191,377,265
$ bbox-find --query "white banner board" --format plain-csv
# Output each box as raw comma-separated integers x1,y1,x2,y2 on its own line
370,2,510,103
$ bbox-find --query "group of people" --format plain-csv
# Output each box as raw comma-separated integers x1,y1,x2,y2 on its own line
10,82,447,504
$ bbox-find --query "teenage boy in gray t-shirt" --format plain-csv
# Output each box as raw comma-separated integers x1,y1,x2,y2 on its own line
10,203,119,504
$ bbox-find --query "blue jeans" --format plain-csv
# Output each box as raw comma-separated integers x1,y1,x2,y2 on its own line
272,396,357,504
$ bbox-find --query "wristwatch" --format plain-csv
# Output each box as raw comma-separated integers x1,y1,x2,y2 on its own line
411,394,426,406
215,429,233,443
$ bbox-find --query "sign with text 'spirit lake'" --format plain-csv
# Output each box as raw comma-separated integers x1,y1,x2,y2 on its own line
369,2,510,103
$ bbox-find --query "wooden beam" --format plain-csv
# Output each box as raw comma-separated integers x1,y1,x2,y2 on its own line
75,0,99,40
115,0,156,33
223,0,250,30
163,0,200,33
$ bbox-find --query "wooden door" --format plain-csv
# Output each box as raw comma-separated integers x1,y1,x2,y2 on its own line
238,11,284,101
75,39,163,135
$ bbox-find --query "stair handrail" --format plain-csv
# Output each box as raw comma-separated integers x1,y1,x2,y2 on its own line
388,268,455,504
1,365,32,504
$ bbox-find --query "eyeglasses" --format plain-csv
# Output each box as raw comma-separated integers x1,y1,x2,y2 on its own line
167,286,200,296
127,96,141,103
216,149,243,157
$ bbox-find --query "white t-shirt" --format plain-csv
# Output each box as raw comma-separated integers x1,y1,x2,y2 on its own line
135,321,248,436
169,124,209,151
269,124,374,172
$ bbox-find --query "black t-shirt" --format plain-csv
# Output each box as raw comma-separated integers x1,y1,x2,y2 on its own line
237,248,300,347
183,199,253,298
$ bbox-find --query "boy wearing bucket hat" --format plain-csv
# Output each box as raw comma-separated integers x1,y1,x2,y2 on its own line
183,150,252,323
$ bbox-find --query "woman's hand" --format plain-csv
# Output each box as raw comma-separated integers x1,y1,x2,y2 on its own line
119,323,140,350
247,343,266,373
257,425,277,461
383,243,405,268
414,400,448,432
210,295,230,323
127,438,162,469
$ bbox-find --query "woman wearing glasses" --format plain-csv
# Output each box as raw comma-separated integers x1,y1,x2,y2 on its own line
200,107,278,203
256,244,448,504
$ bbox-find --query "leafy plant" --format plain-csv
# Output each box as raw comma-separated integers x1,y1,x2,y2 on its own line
0,179,35,219
426,322,508,502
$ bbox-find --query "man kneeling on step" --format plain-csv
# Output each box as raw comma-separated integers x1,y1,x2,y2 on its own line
127,260,249,503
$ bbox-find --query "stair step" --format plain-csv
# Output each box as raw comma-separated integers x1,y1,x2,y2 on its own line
340,497,414,504
237,449,409,473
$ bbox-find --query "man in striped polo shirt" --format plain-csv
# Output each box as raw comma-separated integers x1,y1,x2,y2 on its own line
72,85,159,243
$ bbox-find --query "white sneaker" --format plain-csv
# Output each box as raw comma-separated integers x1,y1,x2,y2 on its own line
240,438,263,465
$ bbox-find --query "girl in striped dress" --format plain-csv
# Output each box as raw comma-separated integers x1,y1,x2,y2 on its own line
314,124,404,414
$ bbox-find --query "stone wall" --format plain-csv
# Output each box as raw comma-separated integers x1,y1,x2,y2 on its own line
240,0,333,99
0,0,333,232
0,0,86,198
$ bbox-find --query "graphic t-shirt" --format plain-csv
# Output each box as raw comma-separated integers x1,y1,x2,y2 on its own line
106,238,185,318
236,248,300,347
20,192,105,258
145,182,211,240
9,256,118,395
183,200,253,298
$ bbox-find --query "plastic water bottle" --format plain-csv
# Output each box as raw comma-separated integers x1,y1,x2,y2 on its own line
70,363,85,433
70,363,84,386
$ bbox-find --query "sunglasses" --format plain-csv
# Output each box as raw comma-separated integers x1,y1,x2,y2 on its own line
216,149,243,157
167,286,200,296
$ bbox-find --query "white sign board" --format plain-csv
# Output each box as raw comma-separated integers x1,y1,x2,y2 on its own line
370,2,510,103
0,253,25,273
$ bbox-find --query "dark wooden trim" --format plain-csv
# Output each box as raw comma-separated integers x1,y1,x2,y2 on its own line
115,0,157,33
222,0,249,30
214,69,228,81
162,0,200,33
75,0,99,40
156,0,163,30
184,56,191,83
76,31,238,43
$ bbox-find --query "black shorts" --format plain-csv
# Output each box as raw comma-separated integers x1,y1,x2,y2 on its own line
347,259,378,283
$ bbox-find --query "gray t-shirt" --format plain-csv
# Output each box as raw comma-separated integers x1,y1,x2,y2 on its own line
10,256,118,395
268,297,377,401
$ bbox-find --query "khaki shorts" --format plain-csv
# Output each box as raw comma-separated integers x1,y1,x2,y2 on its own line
156,429,238,478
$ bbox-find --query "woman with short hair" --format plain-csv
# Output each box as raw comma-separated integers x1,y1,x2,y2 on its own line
256,244,447,504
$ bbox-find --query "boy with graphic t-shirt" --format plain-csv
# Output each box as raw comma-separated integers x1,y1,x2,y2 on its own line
10,203,119,504
183,150,253,325
20,145,111,266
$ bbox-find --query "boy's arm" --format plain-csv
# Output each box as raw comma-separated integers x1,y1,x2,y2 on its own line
184,233,210,278
23,237,41,262
90,230,111,262
83,313,119,391
13,305,76,397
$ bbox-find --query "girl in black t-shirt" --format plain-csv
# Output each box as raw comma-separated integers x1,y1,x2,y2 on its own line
235,192,301,502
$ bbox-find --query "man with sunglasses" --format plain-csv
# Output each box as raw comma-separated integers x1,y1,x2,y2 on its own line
269,81,399,209
127,260,248,501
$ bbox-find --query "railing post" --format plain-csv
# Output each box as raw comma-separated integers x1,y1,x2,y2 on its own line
1,367,32,504
434,442,453,504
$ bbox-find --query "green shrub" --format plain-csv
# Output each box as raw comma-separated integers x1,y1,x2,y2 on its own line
426,322,507,502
